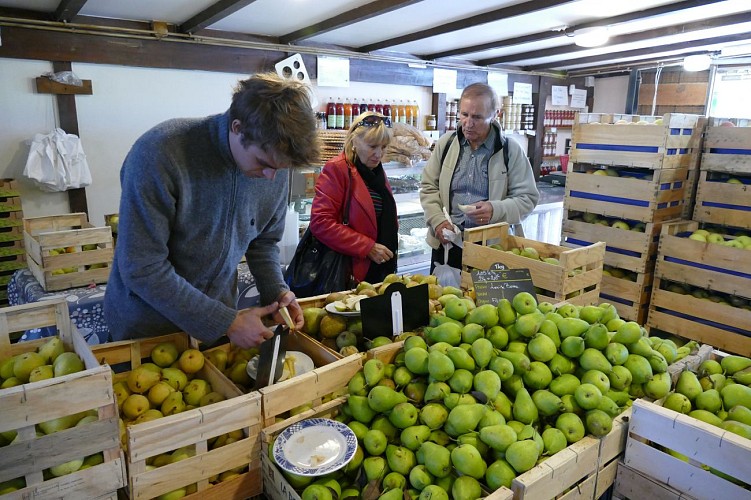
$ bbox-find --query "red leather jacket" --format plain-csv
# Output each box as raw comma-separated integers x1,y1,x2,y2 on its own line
310,152,397,282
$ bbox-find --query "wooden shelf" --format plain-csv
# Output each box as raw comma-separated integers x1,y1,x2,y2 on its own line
35,77,93,95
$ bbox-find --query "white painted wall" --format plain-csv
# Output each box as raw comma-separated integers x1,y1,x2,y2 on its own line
0,57,434,226
593,75,630,114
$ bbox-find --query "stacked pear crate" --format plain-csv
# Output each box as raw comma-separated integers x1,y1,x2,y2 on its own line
647,119,751,356
0,180,26,306
562,113,704,324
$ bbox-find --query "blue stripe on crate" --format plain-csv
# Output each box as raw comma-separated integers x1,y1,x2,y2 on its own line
575,143,659,153
670,128,680,135
600,293,634,307
682,129,693,136
699,201,751,212
565,237,643,258
569,190,649,207
708,148,751,155
667,149,677,155
655,307,751,337
680,149,688,154
664,256,751,280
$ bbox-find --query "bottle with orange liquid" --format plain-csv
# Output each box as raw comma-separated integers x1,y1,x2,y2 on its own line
343,98,353,129
398,101,407,124
411,100,420,128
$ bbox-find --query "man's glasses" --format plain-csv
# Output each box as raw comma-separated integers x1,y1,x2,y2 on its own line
354,115,391,129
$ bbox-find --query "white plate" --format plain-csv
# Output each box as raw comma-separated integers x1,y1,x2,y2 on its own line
273,418,358,476
246,351,315,382
325,302,361,317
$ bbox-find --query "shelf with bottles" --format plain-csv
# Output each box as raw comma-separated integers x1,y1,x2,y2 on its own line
323,97,421,130
543,109,577,128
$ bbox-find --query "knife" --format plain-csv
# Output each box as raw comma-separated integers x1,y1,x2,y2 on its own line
254,324,289,389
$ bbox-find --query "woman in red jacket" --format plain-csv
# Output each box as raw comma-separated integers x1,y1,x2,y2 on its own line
310,111,398,284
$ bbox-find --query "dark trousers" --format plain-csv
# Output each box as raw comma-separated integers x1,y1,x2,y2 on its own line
430,245,463,273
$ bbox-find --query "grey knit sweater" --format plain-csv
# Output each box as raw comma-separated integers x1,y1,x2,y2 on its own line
104,111,289,345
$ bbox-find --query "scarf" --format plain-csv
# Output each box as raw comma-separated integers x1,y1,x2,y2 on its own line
355,158,398,281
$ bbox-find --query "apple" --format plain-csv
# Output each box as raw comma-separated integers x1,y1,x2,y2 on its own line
611,220,630,231
706,233,725,244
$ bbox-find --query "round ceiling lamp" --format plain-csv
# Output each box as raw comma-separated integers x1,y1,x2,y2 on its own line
573,27,610,48
683,54,712,72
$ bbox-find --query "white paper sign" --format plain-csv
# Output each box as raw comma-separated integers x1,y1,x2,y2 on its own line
433,68,457,94
512,82,532,104
487,72,508,97
570,88,588,108
551,85,569,106
317,56,350,87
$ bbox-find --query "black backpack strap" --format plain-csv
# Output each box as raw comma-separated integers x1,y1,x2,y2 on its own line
441,130,509,167
439,132,457,167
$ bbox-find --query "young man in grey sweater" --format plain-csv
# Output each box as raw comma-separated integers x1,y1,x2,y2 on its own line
104,73,320,348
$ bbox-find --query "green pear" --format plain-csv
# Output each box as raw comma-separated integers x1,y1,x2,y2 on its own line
626,337,655,358
389,402,419,429
513,388,538,424
605,343,629,366
451,444,487,480
648,351,668,374
585,409,613,437
401,425,431,451
721,355,751,375
542,427,568,454
383,472,407,491
452,476,483,500
496,299,517,326
427,350,455,382
523,361,553,390
515,312,545,338
579,305,604,325
426,322,462,346
532,389,565,417
643,372,671,400
489,392,514,421
474,370,502,400
183,379,211,406
419,441,451,478
528,333,557,362
348,395,377,423
446,347,475,371
675,370,703,402
419,485,449,500
583,323,610,350
386,444,416,475
13,352,46,383
623,354,653,385
425,381,451,402
488,356,514,381
726,405,751,426
606,390,632,407
362,456,389,482
689,409,724,427
363,359,385,386
37,337,65,364
695,389,723,414
608,365,633,391
372,415,399,441
556,412,585,443
461,323,485,344
478,406,506,429
498,351,531,373
445,403,486,436
444,300,468,321
579,348,613,373
721,383,751,410
505,440,540,473
302,307,326,336
466,304,499,328
557,317,590,339
549,374,580,397
662,392,692,414
479,424,517,452
560,336,586,358
485,459,517,490
612,321,642,344
511,292,538,315
548,353,576,376
538,319,561,348
486,326,510,350
404,335,428,351
470,338,494,369
419,403,449,430
581,369,611,395
597,395,621,418
448,369,474,394
722,420,751,440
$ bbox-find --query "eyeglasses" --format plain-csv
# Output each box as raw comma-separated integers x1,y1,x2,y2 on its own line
354,115,391,129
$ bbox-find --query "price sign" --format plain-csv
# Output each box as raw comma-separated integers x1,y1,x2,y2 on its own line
471,263,536,306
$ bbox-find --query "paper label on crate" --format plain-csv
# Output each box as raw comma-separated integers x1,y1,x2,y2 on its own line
471,263,536,306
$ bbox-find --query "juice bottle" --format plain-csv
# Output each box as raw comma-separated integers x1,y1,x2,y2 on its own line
405,102,414,127
343,98,353,129
374,100,383,115
335,98,345,130
411,100,420,128
351,98,360,120
367,101,376,112
326,98,337,130
382,101,392,121
398,101,407,124
391,100,399,123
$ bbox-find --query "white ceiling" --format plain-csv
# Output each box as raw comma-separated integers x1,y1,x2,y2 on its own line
2,0,751,75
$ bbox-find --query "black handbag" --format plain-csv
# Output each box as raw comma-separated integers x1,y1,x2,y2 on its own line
284,169,355,298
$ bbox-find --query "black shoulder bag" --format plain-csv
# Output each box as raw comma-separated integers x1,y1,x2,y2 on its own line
284,168,355,298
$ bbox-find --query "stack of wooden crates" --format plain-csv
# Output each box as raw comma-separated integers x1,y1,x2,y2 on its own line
647,119,751,355
561,113,704,323
0,180,26,306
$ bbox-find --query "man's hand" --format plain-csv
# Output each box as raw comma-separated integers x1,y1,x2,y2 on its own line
273,290,304,330
435,220,455,245
368,243,394,264
226,303,278,348
464,201,494,225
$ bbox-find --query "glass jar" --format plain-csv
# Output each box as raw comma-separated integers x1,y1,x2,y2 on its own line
426,114,437,130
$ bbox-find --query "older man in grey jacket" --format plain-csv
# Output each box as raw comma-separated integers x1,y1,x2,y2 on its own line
420,83,539,271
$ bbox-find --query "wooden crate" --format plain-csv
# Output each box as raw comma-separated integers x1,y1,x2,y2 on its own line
700,122,751,175
648,279,751,356
0,300,125,499
92,333,262,500
613,462,697,500
24,213,114,291
564,167,690,224
570,113,703,170
600,272,652,324
692,170,751,230
622,398,751,499
462,222,605,306
562,213,664,274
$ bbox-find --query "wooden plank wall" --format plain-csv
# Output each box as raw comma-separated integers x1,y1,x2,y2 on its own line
636,68,709,116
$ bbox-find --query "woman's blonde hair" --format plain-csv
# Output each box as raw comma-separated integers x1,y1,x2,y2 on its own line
344,111,392,164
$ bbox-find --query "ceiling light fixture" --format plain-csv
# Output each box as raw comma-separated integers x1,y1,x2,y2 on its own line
573,27,609,48
683,54,712,72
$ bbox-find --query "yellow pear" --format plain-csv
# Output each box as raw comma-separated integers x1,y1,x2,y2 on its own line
113,381,131,410
28,364,54,382
151,342,180,368
37,337,65,364
178,349,205,374
122,394,150,420
205,349,228,372
49,458,84,477
127,366,161,394
183,379,211,406
161,391,186,416
53,352,84,377
13,352,46,382
135,409,164,424
199,391,226,407
160,367,188,391
148,381,176,406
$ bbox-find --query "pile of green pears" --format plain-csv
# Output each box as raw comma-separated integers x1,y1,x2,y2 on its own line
289,291,698,500
661,354,751,484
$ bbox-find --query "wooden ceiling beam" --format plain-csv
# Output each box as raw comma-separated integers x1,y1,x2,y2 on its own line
480,11,751,66
53,0,89,23
357,0,575,53
179,0,260,35
425,0,730,60
522,32,751,71
280,0,425,44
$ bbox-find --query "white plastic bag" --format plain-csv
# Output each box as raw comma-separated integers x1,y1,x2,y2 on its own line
23,128,92,192
431,207,462,289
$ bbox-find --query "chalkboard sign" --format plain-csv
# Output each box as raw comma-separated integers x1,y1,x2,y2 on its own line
471,262,536,306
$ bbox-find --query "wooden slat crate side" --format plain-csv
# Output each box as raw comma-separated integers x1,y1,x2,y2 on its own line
180,466,262,500
693,171,751,230
564,194,684,225
591,457,620,500
511,437,600,500
681,167,700,219
648,286,751,356
600,273,652,323
3,457,126,500
598,408,632,467
130,436,260,500
259,354,362,426
92,333,193,371
365,340,404,364
613,462,693,500
625,399,751,498
23,213,90,233
701,126,751,174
